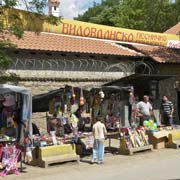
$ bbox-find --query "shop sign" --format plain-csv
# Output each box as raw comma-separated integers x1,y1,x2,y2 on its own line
167,40,180,49
4,8,180,48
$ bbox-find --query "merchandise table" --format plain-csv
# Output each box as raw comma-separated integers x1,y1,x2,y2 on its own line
106,132,121,152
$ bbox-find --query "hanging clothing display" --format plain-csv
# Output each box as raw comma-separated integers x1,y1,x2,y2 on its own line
0,84,32,141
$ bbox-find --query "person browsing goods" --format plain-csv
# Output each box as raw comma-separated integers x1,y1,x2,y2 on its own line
91,117,107,165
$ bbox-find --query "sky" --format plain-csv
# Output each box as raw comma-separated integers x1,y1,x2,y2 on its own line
14,0,101,19
60,0,101,19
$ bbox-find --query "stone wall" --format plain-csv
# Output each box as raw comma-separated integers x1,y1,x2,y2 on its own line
32,112,47,133
7,50,135,95
158,64,180,75
159,77,180,124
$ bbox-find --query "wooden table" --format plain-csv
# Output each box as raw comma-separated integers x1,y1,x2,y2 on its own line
106,132,120,152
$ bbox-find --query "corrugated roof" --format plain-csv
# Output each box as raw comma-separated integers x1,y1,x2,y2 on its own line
7,31,141,57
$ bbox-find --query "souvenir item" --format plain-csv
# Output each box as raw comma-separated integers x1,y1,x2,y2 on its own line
70,87,75,105
99,90,105,100
71,103,79,113
49,98,56,114
69,114,78,128
64,104,67,113
3,94,15,107
0,145,21,177
127,128,136,147
79,88,85,106
50,131,57,145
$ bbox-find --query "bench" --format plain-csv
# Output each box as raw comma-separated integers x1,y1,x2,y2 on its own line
36,144,80,168
166,130,180,149
147,130,169,149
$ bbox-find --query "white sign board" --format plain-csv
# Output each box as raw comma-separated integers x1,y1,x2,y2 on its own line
167,40,180,49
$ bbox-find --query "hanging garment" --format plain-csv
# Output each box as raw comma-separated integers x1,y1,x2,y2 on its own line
2,107,13,128
49,99,56,115
71,103,79,114
21,93,33,142
69,114,79,128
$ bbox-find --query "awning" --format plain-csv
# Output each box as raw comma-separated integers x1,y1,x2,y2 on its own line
0,84,30,95
104,74,176,86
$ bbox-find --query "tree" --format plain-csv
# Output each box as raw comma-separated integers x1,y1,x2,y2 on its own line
75,0,180,32
0,0,59,75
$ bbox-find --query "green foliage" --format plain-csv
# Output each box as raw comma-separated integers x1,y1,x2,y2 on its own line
3,0,18,7
0,0,60,80
75,0,180,32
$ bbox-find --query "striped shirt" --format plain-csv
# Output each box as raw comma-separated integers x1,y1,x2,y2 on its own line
161,101,174,115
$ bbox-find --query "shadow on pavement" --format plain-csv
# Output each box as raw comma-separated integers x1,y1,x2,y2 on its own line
80,159,91,164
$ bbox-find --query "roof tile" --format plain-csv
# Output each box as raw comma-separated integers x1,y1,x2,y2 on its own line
132,44,180,63
164,22,180,34
7,31,141,57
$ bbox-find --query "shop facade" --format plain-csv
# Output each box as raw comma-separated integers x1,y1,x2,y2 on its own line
3,29,180,126
6,32,146,95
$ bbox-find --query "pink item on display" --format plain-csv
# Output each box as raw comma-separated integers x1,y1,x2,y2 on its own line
0,145,21,177
0,145,3,160
3,94,15,107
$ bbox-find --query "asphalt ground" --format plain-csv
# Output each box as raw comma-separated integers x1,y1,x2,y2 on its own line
4,148,180,180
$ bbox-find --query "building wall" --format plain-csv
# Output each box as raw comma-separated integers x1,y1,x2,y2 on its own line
8,50,136,95
158,64,180,124
158,64,180,75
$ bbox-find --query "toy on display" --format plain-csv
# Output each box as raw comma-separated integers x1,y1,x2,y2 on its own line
143,119,158,132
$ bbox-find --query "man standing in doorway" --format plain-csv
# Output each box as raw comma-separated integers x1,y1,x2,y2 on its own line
137,95,153,126
160,95,174,126
91,117,107,165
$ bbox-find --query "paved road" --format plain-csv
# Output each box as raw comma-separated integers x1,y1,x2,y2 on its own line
5,148,180,180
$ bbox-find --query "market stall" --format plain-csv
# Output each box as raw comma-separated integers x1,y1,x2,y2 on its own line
0,84,32,176
43,86,133,157
31,84,180,160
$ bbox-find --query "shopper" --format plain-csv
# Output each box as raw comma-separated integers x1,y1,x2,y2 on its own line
136,95,153,126
160,95,174,126
91,117,107,165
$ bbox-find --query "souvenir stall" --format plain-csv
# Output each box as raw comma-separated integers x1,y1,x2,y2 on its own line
32,85,161,159
127,87,180,150
32,85,123,158
31,86,93,167
46,86,92,137
36,84,180,158
0,84,32,176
